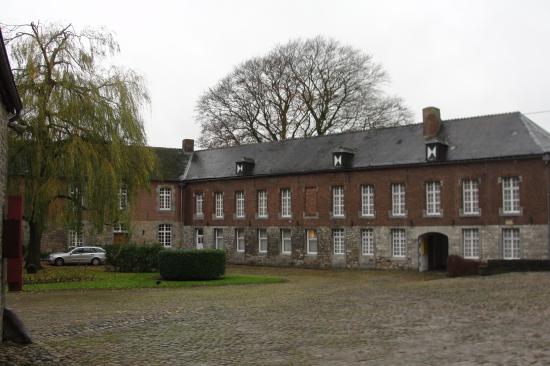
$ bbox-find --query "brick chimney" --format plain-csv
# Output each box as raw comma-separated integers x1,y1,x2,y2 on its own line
182,139,194,153
422,107,442,140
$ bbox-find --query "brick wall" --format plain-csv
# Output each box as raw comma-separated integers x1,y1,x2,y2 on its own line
0,104,8,335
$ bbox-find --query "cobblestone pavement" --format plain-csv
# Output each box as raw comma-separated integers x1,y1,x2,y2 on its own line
3,266,550,365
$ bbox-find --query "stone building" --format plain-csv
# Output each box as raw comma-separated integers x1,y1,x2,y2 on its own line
39,107,550,271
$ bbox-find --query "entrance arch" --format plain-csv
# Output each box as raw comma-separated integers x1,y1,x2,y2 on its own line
418,232,449,272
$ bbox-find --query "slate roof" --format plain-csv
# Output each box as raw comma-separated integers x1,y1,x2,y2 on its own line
150,147,190,181
0,28,22,116
183,112,550,181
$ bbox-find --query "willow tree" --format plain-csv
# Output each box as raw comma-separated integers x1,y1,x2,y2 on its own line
5,22,156,268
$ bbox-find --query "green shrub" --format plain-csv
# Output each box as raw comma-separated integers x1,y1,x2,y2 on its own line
104,244,164,272
159,249,226,280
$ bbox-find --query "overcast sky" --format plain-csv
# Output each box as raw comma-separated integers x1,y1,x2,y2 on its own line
5,0,550,148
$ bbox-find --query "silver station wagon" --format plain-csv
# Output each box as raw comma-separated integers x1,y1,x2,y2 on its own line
48,246,106,266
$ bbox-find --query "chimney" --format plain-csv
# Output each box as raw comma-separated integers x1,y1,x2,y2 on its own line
182,139,194,153
422,107,442,140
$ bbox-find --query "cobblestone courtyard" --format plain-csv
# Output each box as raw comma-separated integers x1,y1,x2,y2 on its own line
3,266,550,365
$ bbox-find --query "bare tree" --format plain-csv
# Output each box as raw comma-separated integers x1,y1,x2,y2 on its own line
196,36,412,148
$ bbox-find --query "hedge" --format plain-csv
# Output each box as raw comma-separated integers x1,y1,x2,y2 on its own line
159,249,226,280
483,259,550,275
104,244,164,272
447,255,482,277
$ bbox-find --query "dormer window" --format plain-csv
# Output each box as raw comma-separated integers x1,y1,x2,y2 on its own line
236,157,255,176
425,139,448,162
332,148,354,169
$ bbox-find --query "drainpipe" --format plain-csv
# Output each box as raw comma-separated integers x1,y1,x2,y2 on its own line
544,154,550,258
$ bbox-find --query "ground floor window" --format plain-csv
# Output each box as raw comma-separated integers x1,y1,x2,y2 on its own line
258,229,268,253
333,229,345,255
195,228,204,249
306,229,318,255
503,228,520,259
214,228,224,249
236,229,245,252
158,224,172,247
361,229,374,255
392,229,406,257
463,229,480,259
281,229,292,254
68,229,83,248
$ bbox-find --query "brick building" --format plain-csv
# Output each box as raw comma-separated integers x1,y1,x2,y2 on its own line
39,107,550,271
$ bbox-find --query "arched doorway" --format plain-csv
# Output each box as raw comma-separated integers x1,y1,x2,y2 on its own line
418,232,449,272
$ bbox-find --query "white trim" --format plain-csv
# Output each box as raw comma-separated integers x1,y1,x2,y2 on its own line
391,184,406,217
281,229,292,254
391,228,406,257
306,229,318,255
235,229,245,253
361,228,374,256
258,229,268,253
333,228,345,255
158,224,172,247
332,186,345,217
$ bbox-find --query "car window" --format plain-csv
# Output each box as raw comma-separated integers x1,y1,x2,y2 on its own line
72,248,84,254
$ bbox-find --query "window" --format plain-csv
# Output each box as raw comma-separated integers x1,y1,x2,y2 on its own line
281,229,292,254
281,189,291,218
425,181,441,216
257,190,268,218
361,229,374,255
392,229,406,257
195,193,204,217
214,228,224,249
462,180,480,215
215,192,224,218
258,229,268,253
235,191,245,218
391,184,406,217
463,229,480,259
118,186,128,210
113,223,128,233
304,187,318,216
236,229,245,253
333,229,345,255
306,229,318,255
502,177,520,214
332,186,345,217
503,228,520,259
158,224,172,247
361,185,375,217
68,230,83,247
195,228,204,249
69,185,84,210
159,187,172,210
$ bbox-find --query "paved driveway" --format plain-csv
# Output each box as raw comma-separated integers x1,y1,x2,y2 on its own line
3,266,550,365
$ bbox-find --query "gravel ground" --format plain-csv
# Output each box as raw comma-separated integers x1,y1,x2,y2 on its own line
3,266,550,365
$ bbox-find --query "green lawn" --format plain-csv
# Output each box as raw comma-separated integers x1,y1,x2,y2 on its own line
24,266,285,291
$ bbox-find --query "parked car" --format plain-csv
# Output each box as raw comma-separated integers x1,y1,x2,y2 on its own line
48,246,106,266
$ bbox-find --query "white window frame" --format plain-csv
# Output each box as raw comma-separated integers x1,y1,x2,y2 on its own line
463,229,480,259
332,186,345,217
502,177,520,214
333,228,345,255
425,181,442,216
391,229,406,257
361,228,374,256
235,191,245,218
113,223,128,233
68,229,83,248
391,184,406,217
462,179,480,215
361,185,375,217
236,229,245,253
158,224,172,247
503,228,520,259
258,229,268,253
306,229,318,255
118,186,128,210
214,192,224,218
281,188,292,218
159,187,172,211
195,193,204,217
214,228,224,249
195,228,204,249
257,190,268,218
281,229,292,255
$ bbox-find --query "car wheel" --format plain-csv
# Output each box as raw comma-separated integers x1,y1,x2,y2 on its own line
91,258,101,266
54,258,64,266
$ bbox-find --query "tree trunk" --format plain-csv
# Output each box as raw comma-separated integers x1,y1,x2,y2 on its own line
26,221,44,269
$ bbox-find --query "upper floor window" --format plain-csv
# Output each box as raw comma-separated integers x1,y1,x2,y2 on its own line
391,229,406,257
306,229,318,255
214,192,224,218
332,186,345,217
257,190,268,218
361,185,375,217
391,184,406,217
503,228,520,259
159,187,172,211
281,189,291,218
158,224,172,247
235,229,245,253
258,229,268,253
281,229,292,254
214,228,224,249
502,177,520,214
195,193,204,217
463,229,480,259
68,229,83,248
462,179,480,215
69,185,84,210
333,228,345,255
425,181,441,216
361,228,374,255
118,186,128,210
235,191,245,218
